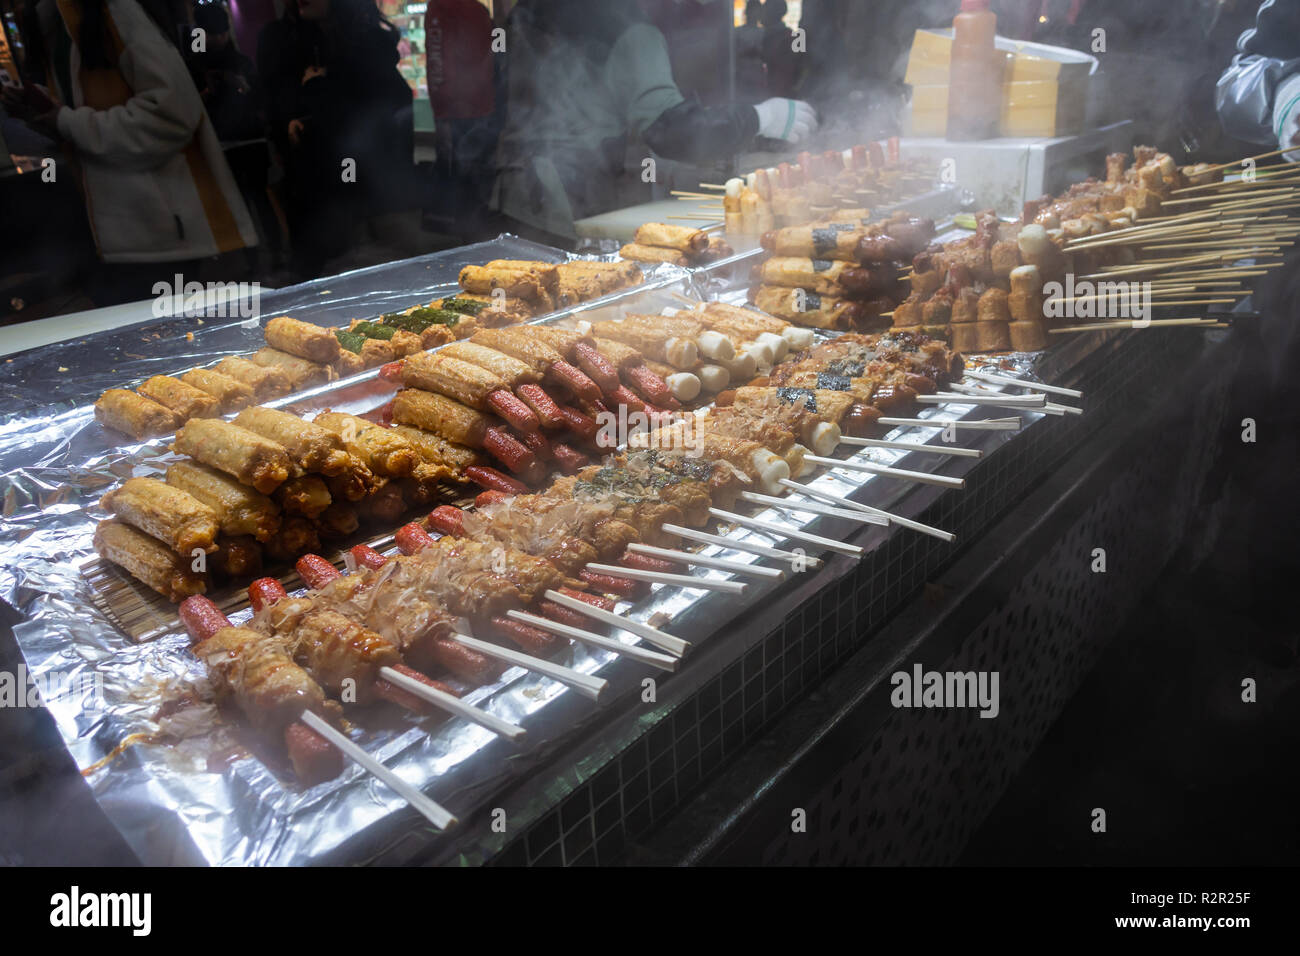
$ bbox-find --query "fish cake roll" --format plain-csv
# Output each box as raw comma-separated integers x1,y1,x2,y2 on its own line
213,356,292,401
100,476,220,555
250,347,334,391
264,315,342,365
233,406,351,476
137,375,220,421
165,461,281,542
181,368,255,412
94,389,178,440
618,243,689,266
93,519,206,602
173,419,292,494
633,222,709,253
273,475,332,518
313,412,419,478
387,425,484,473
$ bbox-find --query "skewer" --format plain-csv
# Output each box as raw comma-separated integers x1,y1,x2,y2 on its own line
778,479,955,542
298,710,457,829
540,588,690,656
837,436,983,458
916,392,1045,409
506,610,680,671
449,632,609,700
877,416,1021,431
707,507,866,557
625,542,786,580
964,370,1082,398
1049,318,1226,333
377,666,526,741
1194,148,1298,175
802,454,966,489
661,522,821,567
738,490,891,524
584,561,747,595
945,382,1080,416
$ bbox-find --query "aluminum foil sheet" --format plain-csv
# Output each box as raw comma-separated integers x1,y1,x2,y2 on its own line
0,231,1060,865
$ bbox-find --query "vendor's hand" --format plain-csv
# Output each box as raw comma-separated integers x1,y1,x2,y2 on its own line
754,98,818,144
2,82,61,140
288,118,305,146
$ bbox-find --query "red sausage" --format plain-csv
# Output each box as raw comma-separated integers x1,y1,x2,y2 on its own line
395,522,436,555
465,465,528,495
868,141,884,167
296,554,342,590
482,428,536,475
610,384,649,415
427,505,465,537
551,443,588,474
374,664,459,714
378,361,405,383
888,135,900,165
516,383,566,429
538,600,599,631
432,638,502,684
578,568,646,598
558,586,616,613
519,429,552,460
284,722,344,785
179,595,230,644
621,551,680,575
554,404,598,441
474,489,512,508
573,342,620,392
349,544,389,571
249,577,290,612
486,389,541,434
489,616,565,656
546,360,602,402
625,364,678,409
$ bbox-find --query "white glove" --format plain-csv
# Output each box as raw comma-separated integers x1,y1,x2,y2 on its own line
754,98,818,144
1272,73,1300,163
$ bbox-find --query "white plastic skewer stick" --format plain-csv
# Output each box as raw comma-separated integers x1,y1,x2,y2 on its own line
625,543,786,580
965,369,1083,399
838,436,983,458
946,382,1082,417
778,479,956,543
878,416,1021,431
506,610,680,671
541,588,690,657
378,666,526,741
299,710,457,829
707,507,865,557
803,454,966,489
585,561,747,595
916,392,1045,408
450,633,609,700
738,490,889,525
662,522,821,567
1044,401,1084,417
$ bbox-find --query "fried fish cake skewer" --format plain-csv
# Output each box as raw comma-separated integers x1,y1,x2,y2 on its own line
165,461,281,542
173,419,292,494
99,477,220,555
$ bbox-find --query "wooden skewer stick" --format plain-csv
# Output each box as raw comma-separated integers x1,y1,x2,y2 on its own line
1171,167,1300,194
803,454,966,488
1049,318,1224,333
540,589,690,657
669,215,725,222
916,392,1045,408
506,610,680,672
778,479,956,543
738,490,891,524
965,369,1082,398
1159,186,1300,207
877,415,1022,430
1195,148,1298,175
697,182,728,190
707,507,866,556
299,710,457,829
661,522,821,567
585,561,746,595
625,542,786,580
377,666,525,741
838,435,983,457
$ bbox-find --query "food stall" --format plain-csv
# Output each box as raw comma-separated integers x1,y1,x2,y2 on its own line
0,4,1284,868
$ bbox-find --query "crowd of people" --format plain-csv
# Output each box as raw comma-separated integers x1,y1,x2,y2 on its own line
0,0,1297,317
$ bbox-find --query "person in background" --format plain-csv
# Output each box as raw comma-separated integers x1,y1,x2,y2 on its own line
760,0,799,98
2,0,257,307
257,0,416,278
424,0,499,237
734,0,767,103
186,0,276,270
493,0,817,243
1216,0,1300,161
